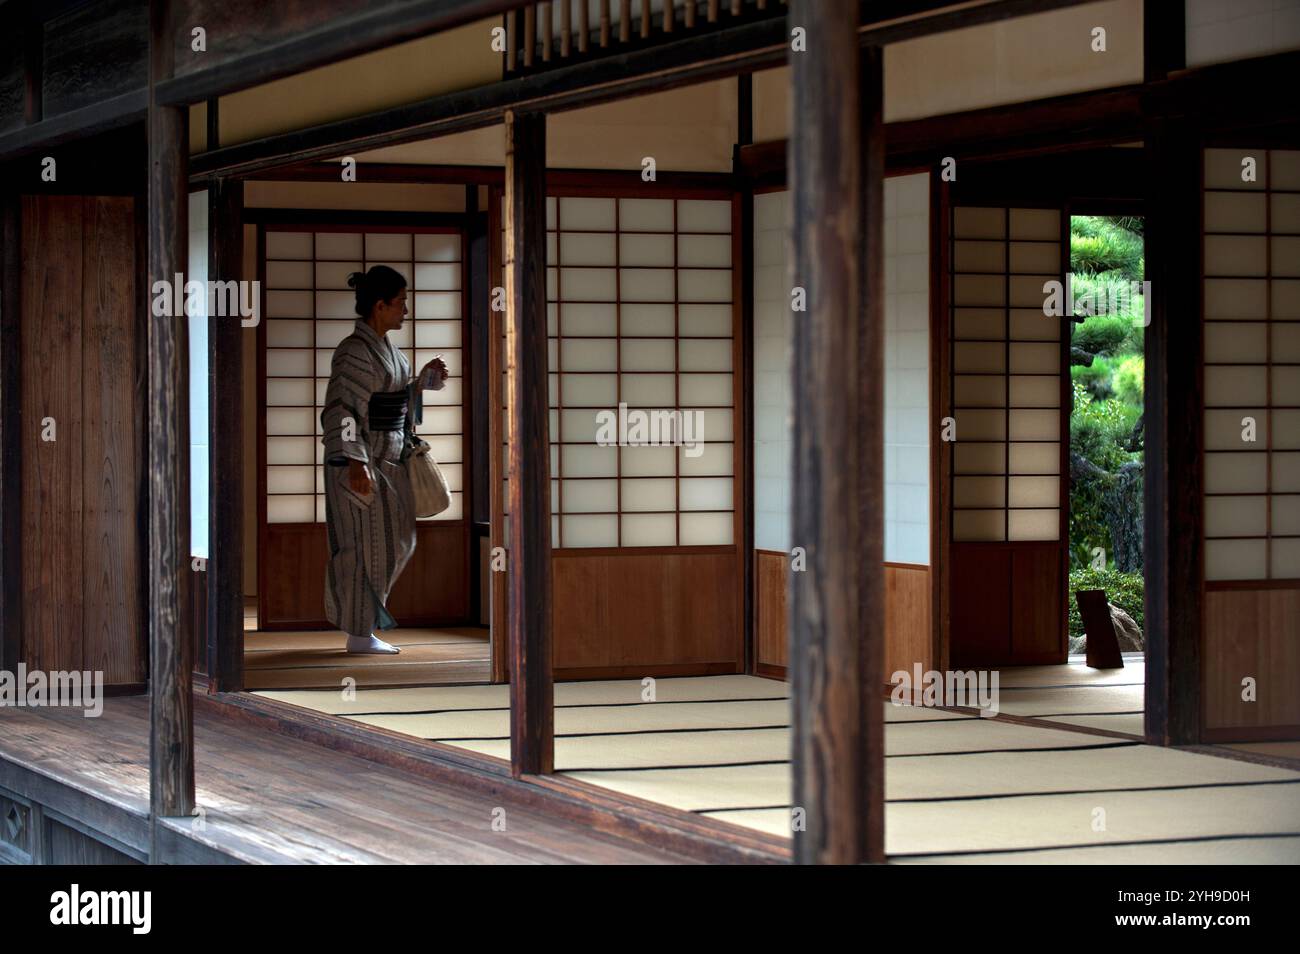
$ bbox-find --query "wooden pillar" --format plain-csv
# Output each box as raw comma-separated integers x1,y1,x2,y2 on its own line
148,0,196,824
0,193,20,678
503,109,554,777
1143,118,1202,746
788,0,886,864
207,178,244,692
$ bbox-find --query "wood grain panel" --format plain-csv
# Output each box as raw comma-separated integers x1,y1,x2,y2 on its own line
754,549,787,673
755,554,932,681
261,523,469,629
41,0,148,118
949,544,1010,668
21,195,84,674
387,524,469,621
1203,587,1300,737
551,550,742,677
1011,544,1064,664
552,554,608,670
885,564,932,677
951,542,1066,666
81,196,144,684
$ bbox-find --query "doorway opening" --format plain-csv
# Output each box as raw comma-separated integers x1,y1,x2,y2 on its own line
1035,212,1146,736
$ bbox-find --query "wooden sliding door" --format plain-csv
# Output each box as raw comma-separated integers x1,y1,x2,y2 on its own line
258,223,471,629
1200,146,1300,739
494,187,745,678
947,204,1068,667
20,195,146,684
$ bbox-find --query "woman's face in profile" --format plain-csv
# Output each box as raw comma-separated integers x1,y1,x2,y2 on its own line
377,288,409,331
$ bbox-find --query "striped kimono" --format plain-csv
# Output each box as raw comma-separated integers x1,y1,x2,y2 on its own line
320,319,426,639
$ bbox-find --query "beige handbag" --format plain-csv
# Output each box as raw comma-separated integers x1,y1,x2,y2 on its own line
406,443,451,518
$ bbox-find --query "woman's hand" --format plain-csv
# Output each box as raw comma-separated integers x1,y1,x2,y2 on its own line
348,459,375,498
419,356,449,390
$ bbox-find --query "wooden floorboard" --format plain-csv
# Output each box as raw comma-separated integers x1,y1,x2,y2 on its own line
242,627,491,690
0,693,698,864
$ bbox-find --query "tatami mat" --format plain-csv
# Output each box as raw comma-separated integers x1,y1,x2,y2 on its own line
1220,741,1300,762
891,835,1300,864
260,674,788,716
255,672,1300,862
706,782,1300,852
991,683,1145,717
1047,712,1146,735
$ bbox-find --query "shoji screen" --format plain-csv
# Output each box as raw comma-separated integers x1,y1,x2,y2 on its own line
188,190,209,559
886,174,932,564
263,227,466,525
1202,148,1300,582
949,206,1064,543
753,189,791,553
502,193,738,549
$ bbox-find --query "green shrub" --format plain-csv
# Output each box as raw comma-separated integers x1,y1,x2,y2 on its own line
1071,310,1133,357
1068,567,1144,641
1071,217,1144,279
1112,355,1145,407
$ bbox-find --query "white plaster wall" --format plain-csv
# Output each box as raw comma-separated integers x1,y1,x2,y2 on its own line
751,173,931,564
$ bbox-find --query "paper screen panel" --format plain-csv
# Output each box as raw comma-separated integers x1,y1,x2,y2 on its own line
264,226,465,524
1203,149,1300,580
510,193,736,549
950,205,1062,542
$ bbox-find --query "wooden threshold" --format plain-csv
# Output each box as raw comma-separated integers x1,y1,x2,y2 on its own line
198,689,789,863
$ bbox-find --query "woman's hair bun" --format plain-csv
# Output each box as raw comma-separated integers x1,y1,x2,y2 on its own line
349,264,406,318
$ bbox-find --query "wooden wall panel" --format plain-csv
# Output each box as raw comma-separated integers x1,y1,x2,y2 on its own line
753,552,932,681
950,542,1064,667
754,549,787,674
41,0,148,118
949,545,1009,668
0,26,26,134
551,550,742,678
19,195,144,683
1010,544,1064,663
1203,587,1300,739
21,195,84,674
261,523,468,629
81,196,144,684
885,564,932,677
387,524,469,621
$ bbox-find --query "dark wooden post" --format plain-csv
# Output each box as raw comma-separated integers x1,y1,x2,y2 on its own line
207,178,244,691
0,193,20,678
503,109,554,777
148,0,196,826
788,1,886,864
1143,118,1202,746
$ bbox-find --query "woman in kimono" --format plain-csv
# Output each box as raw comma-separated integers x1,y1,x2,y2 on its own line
320,265,449,654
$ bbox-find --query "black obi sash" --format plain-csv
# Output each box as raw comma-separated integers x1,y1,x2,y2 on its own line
367,389,408,432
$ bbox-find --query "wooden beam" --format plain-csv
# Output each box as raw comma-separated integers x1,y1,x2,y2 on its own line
788,1,885,864
1144,0,1184,83
503,109,554,776
207,178,244,692
0,192,20,677
187,0,1101,183
1143,117,1202,746
148,0,196,828
154,0,525,107
23,11,42,124
0,89,148,164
